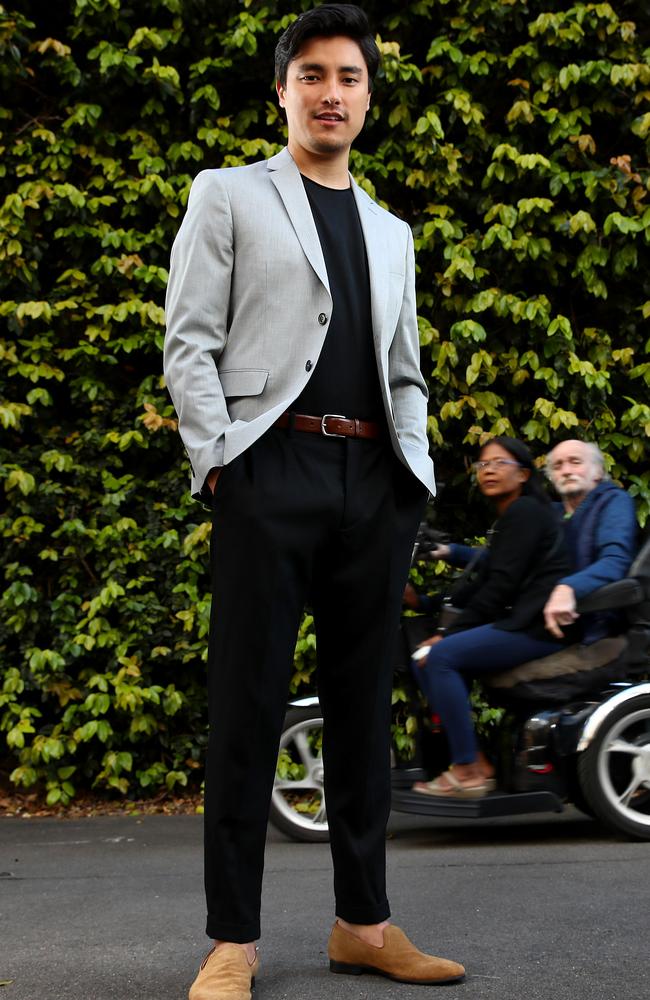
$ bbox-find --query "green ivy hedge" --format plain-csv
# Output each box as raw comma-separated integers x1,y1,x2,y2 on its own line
1,0,648,804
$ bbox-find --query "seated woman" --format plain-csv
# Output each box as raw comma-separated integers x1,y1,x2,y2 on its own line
413,436,571,799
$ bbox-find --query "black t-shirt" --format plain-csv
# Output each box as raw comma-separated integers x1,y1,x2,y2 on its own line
292,176,385,422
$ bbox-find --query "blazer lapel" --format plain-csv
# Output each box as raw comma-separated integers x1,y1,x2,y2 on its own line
266,150,391,340
351,180,390,350
267,149,330,294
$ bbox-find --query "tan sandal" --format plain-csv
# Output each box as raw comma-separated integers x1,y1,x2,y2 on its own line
413,768,495,799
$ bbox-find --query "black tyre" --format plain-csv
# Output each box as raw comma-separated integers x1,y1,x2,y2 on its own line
270,706,329,843
567,759,596,818
568,781,597,820
577,694,650,840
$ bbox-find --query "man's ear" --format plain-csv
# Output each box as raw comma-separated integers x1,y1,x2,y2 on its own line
276,80,286,107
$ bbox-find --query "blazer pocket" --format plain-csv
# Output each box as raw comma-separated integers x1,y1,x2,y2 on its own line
219,368,269,398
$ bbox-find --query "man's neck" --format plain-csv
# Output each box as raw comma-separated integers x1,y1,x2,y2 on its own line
288,142,350,189
563,491,588,514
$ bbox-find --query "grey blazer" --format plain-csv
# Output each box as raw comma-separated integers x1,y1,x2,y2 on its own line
164,147,435,499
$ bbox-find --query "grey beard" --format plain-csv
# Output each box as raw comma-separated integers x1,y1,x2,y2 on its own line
561,485,588,502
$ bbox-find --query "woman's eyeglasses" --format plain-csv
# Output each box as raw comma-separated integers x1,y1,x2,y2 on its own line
472,458,521,472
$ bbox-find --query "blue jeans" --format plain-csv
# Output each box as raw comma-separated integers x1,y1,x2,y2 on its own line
414,625,562,764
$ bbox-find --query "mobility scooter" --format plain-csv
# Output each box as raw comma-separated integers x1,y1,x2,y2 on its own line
270,535,650,843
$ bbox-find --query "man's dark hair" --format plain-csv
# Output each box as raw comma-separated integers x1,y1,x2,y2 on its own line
275,4,380,90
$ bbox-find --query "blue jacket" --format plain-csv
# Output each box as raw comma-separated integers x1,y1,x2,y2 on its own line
558,481,636,596
448,542,479,567
558,481,637,642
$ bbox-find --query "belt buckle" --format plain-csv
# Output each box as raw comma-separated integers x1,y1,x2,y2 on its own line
321,413,347,438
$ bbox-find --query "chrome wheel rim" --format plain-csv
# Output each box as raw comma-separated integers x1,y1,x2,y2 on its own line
273,716,327,835
597,707,650,829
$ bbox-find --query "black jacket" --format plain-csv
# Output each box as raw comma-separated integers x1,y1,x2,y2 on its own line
449,496,571,641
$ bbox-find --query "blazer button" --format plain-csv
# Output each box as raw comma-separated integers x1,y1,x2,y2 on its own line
305,360,312,371
318,313,328,325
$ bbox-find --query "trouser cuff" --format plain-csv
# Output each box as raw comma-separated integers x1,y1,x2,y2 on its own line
334,900,391,925
206,916,261,943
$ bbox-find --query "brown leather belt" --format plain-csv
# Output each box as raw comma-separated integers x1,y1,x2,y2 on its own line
275,411,382,440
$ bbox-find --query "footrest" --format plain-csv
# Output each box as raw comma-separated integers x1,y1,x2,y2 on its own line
391,767,427,788
391,788,564,819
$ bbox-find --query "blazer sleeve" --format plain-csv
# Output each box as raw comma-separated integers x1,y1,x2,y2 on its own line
164,170,234,487
387,224,430,464
448,499,550,630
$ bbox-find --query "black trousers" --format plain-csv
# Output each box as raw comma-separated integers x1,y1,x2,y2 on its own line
204,426,427,941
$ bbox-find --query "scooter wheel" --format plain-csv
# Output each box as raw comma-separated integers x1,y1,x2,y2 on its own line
270,706,329,843
577,694,650,841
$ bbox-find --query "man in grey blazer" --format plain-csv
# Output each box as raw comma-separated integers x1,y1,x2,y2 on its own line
164,6,464,998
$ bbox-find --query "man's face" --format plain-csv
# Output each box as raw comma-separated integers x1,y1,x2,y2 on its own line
547,441,602,500
277,35,371,160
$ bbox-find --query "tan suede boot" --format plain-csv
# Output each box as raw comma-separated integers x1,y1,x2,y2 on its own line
328,922,465,985
188,943,260,1000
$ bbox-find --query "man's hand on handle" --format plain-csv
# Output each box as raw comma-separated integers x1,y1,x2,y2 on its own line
403,583,421,610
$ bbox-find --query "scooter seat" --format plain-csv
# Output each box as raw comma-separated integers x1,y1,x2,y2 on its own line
486,636,627,690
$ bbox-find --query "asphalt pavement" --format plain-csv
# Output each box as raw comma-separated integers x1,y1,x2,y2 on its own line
1,808,649,1000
